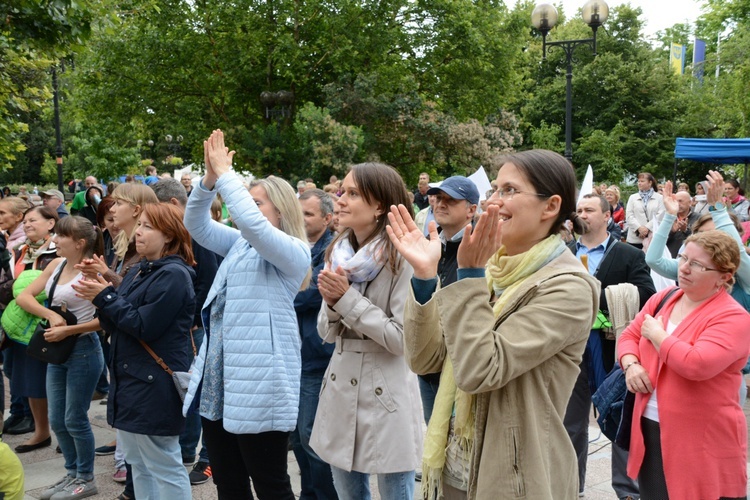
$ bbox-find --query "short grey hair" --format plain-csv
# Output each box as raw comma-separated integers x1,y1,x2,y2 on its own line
299,188,334,216
152,177,188,207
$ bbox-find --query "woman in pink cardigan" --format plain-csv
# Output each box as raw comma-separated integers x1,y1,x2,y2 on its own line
618,230,750,499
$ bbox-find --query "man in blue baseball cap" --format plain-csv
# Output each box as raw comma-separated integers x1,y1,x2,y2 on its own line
416,176,479,427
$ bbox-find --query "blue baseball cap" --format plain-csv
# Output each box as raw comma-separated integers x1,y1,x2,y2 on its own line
427,176,480,205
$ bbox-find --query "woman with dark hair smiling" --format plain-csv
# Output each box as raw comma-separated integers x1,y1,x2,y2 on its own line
17,216,105,499
310,162,423,499
388,149,600,499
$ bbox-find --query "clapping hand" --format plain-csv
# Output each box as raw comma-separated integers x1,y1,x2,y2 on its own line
202,129,235,190
457,204,503,269
386,204,441,279
74,254,108,280
71,274,113,303
318,266,351,307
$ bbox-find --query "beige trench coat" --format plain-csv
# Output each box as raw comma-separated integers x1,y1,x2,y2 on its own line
310,259,423,474
404,251,600,499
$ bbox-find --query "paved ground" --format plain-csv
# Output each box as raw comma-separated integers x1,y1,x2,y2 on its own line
4,377,750,499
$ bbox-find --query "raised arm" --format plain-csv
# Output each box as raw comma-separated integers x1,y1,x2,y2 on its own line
645,182,679,280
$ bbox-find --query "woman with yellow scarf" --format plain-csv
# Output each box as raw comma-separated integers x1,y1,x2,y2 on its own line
387,150,600,499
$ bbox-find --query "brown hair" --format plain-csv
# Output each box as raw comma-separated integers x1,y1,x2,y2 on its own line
325,163,412,274
141,204,196,266
685,230,740,289
497,149,585,235
692,212,744,236
55,216,104,258
96,197,116,229
637,172,658,191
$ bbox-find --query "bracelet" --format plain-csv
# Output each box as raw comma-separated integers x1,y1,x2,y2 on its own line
624,360,640,372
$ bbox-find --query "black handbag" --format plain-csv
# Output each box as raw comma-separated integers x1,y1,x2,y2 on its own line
26,262,79,364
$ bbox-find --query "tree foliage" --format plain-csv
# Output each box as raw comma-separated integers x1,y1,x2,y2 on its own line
1,0,750,191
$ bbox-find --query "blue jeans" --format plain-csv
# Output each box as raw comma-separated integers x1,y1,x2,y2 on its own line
2,348,31,417
330,466,415,500
178,327,209,463
291,372,337,500
418,375,440,424
46,333,104,479
119,430,191,500
95,332,110,395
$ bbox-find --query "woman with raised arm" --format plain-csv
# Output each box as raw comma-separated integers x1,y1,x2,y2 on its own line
182,130,310,500
619,230,750,499
310,162,422,500
646,171,750,309
388,149,600,499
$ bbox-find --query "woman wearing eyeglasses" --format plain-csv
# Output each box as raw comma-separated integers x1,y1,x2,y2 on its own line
619,230,750,499
646,171,750,310
389,150,600,499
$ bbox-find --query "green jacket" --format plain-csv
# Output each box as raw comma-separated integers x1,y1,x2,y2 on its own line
1,270,46,345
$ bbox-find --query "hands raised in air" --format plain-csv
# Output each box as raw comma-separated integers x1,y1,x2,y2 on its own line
202,129,236,190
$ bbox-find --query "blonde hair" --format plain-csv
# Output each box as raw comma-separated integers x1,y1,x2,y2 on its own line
248,176,311,289
110,183,159,260
605,185,620,203
685,230,740,290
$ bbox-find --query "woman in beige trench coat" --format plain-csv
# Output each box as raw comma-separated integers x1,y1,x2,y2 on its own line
310,162,423,500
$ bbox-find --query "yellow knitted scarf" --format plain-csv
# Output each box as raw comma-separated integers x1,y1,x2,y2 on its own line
421,234,565,499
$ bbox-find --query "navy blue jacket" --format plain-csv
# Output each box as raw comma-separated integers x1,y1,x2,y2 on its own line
294,230,335,374
93,255,196,436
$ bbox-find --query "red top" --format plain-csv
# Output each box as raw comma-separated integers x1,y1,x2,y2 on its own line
618,287,750,499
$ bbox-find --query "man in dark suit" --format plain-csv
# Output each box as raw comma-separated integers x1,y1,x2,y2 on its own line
565,194,655,500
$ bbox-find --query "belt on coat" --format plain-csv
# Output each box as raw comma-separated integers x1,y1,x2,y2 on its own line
335,337,387,354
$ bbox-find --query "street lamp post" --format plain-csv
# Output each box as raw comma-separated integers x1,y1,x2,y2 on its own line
165,134,184,158
532,0,609,162
260,91,294,123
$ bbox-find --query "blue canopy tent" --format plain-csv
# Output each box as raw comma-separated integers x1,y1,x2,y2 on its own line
674,138,750,190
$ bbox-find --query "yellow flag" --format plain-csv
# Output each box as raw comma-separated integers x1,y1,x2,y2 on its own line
670,43,685,75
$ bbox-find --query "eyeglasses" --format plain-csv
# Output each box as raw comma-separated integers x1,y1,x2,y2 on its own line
497,186,550,200
677,253,718,273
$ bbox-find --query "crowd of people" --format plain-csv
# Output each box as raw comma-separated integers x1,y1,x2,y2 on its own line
0,133,749,500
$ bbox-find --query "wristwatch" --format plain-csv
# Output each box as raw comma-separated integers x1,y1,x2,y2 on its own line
709,202,725,212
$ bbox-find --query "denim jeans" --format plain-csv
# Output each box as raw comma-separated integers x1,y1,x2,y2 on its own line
179,327,209,463
46,333,104,479
119,430,191,500
291,372,337,500
95,332,110,395
330,466,415,500
418,375,440,424
2,348,31,417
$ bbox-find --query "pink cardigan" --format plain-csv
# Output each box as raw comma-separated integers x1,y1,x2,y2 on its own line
618,286,750,499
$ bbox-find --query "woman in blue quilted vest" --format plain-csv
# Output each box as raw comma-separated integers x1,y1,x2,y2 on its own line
182,129,310,500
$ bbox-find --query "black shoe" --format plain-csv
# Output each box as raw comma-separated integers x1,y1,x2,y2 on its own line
15,436,51,453
189,462,212,485
3,413,23,433
56,445,62,453
415,471,422,482
4,415,35,435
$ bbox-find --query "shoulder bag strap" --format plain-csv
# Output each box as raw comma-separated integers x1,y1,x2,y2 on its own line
47,260,67,307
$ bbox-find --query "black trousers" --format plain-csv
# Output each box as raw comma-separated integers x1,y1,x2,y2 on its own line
201,417,295,500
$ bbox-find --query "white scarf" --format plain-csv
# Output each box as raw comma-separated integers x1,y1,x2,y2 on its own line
328,235,386,291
